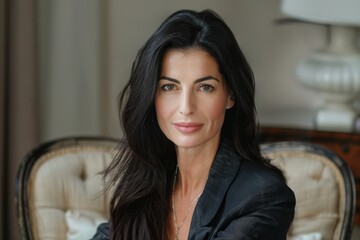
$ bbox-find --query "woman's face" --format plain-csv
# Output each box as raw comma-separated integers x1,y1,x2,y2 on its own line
155,48,234,150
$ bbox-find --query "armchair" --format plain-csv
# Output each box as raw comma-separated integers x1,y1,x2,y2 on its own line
16,137,118,240
16,137,356,239
261,141,356,240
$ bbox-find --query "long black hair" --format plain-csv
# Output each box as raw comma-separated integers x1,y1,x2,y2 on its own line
104,9,283,240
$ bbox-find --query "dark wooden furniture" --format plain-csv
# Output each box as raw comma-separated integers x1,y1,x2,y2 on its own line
259,127,360,224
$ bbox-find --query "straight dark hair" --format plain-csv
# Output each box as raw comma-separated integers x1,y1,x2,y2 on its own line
103,9,284,240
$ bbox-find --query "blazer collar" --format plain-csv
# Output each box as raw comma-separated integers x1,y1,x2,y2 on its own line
191,139,241,227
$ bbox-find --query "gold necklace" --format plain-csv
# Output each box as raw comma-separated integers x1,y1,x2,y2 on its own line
171,167,203,240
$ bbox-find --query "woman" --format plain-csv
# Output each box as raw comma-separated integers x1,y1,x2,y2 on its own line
92,9,295,240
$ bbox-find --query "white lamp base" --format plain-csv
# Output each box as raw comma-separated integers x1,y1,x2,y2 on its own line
296,26,360,132
316,104,357,132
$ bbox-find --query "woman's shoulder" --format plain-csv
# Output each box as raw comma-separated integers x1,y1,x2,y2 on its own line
211,140,295,205
240,159,285,185
192,143,295,239
218,139,289,189
91,222,109,240
231,158,296,206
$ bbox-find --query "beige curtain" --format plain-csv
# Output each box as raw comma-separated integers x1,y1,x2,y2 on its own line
37,0,104,141
0,0,39,239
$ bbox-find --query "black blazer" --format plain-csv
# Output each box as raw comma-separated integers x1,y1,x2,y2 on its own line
91,140,296,239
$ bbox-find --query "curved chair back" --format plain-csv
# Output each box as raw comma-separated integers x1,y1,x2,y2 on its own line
261,141,356,240
16,137,118,240
16,138,356,240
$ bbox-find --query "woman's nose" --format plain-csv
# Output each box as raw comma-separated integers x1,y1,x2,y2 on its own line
179,91,195,115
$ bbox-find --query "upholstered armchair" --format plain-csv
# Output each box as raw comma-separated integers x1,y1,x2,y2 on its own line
261,142,355,240
16,137,118,240
16,137,356,240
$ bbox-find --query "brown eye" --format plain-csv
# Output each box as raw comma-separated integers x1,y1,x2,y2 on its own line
199,84,214,93
161,84,176,91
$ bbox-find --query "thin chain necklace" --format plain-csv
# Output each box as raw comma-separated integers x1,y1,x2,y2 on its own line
171,166,203,240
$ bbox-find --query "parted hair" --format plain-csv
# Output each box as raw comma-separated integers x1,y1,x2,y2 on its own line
103,9,284,240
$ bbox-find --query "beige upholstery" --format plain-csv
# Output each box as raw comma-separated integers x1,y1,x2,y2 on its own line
16,138,118,240
261,142,355,240
267,151,344,239
17,139,355,240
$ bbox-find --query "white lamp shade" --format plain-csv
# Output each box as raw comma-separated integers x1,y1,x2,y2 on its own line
281,0,360,26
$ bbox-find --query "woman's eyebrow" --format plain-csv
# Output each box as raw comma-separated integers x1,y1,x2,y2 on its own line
159,75,219,83
194,76,219,83
159,76,180,83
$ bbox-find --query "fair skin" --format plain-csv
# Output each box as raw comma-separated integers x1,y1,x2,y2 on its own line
155,47,234,240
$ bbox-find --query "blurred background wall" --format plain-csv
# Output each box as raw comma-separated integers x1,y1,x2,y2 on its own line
38,0,327,142
2,0,357,239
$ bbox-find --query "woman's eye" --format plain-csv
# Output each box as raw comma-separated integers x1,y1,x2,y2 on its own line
199,85,214,93
160,84,176,91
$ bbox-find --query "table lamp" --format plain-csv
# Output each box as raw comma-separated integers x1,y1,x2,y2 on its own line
281,0,360,132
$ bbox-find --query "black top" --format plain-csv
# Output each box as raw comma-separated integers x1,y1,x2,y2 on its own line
91,140,296,239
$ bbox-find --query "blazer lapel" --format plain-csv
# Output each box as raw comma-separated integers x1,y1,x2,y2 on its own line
189,140,241,237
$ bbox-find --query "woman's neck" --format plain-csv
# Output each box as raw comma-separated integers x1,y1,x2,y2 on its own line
175,139,220,197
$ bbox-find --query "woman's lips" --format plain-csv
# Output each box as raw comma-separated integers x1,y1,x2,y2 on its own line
173,122,203,133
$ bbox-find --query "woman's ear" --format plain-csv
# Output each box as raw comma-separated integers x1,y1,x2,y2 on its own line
226,96,235,109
